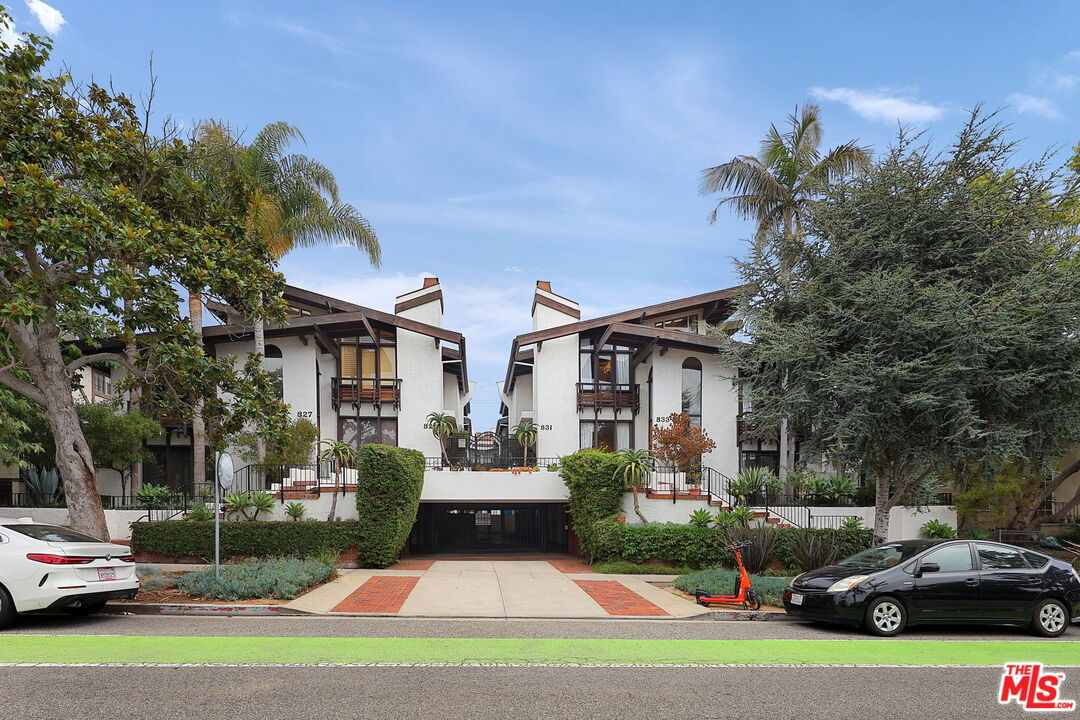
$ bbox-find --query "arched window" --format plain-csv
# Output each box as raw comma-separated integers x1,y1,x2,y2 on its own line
264,344,284,400
681,357,702,427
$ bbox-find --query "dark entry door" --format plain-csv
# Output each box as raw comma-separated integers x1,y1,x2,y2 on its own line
411,504,568,554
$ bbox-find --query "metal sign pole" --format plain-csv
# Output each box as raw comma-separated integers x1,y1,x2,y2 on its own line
214,452,234,581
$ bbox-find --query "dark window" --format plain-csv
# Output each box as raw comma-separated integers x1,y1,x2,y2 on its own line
340,417,398,448
1021,551,1050,568
976,544,1028,570
92,368,113,399
741,450,779,474
921,543,974,572
264,344,284,400
3,524,102,543
579,339,631,385
579,421,631,451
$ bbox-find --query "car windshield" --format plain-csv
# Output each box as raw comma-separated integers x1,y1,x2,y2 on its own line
836,542,934,569
1,524,103,543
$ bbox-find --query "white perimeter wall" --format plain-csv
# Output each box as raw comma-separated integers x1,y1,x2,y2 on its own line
0,509,146,542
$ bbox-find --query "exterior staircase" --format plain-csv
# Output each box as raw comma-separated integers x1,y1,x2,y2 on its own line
646,466,798,528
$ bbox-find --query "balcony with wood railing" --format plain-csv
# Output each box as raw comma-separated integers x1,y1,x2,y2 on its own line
331,377,402,410
576,382,639,412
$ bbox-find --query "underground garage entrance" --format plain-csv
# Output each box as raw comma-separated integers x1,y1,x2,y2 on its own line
409,503,569,554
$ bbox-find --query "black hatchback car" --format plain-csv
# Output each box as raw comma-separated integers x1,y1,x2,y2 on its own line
783,539,1080,636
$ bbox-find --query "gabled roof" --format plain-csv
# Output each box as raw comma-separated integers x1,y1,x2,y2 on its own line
502,285,745,393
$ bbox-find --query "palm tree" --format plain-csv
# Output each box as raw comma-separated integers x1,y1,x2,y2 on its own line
426,411,456,467
511,420,537,467
614,448,652,524
192,121,381,471
319,439,359,522
700,104,870,480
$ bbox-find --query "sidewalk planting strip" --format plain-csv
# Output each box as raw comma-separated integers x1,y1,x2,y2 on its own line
1,636,1075,666
331,577,420,613
573,580,669,616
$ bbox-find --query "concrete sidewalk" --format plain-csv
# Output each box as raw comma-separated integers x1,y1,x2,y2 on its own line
286,560,706,619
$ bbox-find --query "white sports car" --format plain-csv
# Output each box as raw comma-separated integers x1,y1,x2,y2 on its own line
0,517,139,628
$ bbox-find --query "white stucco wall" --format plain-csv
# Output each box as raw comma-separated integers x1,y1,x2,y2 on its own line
532,333,580,458
421,470,567,502
396,327,444,457
1,509,147,541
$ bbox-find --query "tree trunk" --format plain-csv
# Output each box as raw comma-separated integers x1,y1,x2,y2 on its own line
1012,458,1080,529
189,291,206,491
778,418,790,482
631,487,648,524
41,380,109,540
777,207,796,481
327,467,339,522
254,311,266,466
523,442,528,467
872,473,891,544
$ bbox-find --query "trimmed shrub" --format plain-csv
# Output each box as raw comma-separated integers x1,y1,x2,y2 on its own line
588,519,732,569
176,557,335,600
590,560,694,575
674,568,796,607
354,443,425,568
131,520,359,561
559,449,626,557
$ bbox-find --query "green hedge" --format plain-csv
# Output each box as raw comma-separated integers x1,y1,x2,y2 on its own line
131,520,358,561
585,520,874,571
559,449,626,557
354,443,425,568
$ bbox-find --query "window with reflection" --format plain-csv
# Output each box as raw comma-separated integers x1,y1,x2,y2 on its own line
681,357,702,427
579,338,631,387
340,417,398,448
263,344,284,400
579,421,631,451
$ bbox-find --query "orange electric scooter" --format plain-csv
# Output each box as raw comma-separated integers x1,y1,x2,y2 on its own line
694,540,761,610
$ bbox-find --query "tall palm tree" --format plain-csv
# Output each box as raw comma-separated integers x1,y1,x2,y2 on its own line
700,104,870,480
511,420,537,467
191,121,381,474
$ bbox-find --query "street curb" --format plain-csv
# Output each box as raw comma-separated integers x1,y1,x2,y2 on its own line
709,610,798,622
105,602,313,617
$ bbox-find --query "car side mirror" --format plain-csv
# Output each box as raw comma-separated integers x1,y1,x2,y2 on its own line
915,562,940,578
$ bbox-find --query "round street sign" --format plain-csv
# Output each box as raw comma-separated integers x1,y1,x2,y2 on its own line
216,452,234,491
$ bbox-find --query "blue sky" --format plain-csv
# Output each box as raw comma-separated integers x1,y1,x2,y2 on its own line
5,1,1080,429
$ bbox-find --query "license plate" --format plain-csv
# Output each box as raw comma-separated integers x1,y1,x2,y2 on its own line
97,567,117,581
790,593,804,605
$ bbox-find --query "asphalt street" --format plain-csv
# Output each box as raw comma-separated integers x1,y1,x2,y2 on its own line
0,614,1075,720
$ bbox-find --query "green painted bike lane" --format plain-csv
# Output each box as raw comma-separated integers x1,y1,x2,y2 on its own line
0,636,1077,666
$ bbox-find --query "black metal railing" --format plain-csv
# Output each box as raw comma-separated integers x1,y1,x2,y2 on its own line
331,377,401,411
425,456,560,471
576,382,640,412
808,514,864,530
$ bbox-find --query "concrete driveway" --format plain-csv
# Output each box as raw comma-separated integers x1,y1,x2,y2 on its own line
287,559,706,619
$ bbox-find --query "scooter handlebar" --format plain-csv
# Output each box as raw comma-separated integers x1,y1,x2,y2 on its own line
727,540,752,550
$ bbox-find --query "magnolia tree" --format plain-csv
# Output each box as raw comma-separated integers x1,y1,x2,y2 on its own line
724,111,1080,542
0,22,289,538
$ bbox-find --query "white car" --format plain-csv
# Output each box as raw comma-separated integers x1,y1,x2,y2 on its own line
0,517,139,627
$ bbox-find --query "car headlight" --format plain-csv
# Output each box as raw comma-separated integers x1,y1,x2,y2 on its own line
826,575,869,593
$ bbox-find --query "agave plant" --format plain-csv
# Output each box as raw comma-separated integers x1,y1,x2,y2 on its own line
284,501,307,521
728,505,756,527
729,467,775,505
249,491,276,521
223,491,254,521
688,508,713,528
712,511,739,532
840,516,864,531
186,503,214,521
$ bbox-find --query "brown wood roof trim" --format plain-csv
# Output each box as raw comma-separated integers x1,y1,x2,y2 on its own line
395,288,443,314
282,285,365,313
203,307,464,345
531,292,581,319
513,284,746,346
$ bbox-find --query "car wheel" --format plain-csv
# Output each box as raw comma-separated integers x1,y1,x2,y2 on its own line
62,600,108,617
864,596,907,637
1030,599,1070,638
0,585,15,629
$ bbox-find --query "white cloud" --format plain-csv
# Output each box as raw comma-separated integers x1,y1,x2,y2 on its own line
25,0,64,34
0,17,24,48
1006,93,1063,120
810,86,945,124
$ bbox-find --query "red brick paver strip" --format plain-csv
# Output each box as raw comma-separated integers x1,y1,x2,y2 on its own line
573,580,669,616
547,558,593,574
387,558,437,571
332,576,420,613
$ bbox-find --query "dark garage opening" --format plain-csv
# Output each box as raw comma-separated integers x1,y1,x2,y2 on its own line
410,503,568,554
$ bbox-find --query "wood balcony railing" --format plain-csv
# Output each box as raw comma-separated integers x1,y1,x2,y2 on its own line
332,377,402,410
576,382,639,412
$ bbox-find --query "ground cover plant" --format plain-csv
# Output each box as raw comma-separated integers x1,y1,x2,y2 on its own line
674,568,797,607
590,560,695,575
176,557,335,600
